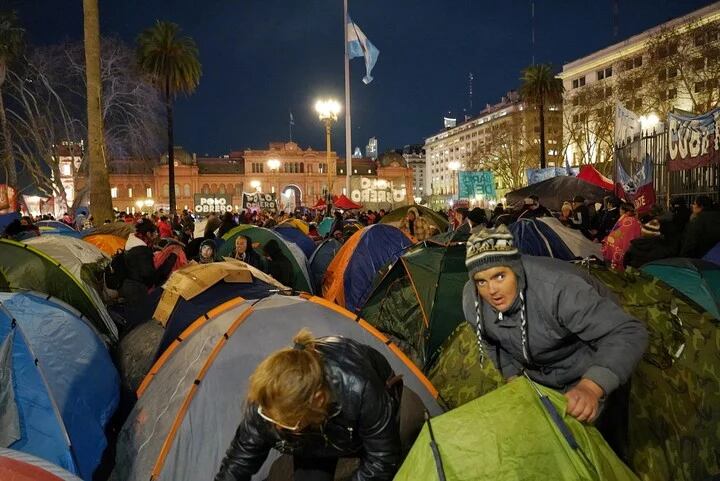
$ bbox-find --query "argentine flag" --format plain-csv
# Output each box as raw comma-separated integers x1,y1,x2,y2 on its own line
347,17,379,84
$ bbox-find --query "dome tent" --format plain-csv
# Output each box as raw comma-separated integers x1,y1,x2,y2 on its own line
0,448,83,481
506,176,610,212
36,220,83,238
0,238,118,342
114,294,441,481
83,233,126,256
379,204,450,233
308,238,342,293
0,292,119,480
273,224,316,258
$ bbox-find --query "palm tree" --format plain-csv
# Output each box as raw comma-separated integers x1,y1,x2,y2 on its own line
83,0,114,223
137,21,201,215
0,10,24,189
519,64,564,169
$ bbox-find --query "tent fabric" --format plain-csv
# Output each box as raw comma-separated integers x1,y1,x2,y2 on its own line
704,241,720,266
0,448,83,481
218,225,312,293
506,176,610,212
0,239,118,342
82,233,126,256
37,221,83,238
334,194,362,210
0,212,20,232
37,220,76,232
277,218,309,235
641,258,720,320
274,225,316,258
322,224,412,313
23,236,109,281
0,292,119,480
379,205,450,233
586,263,720,481
395,378,638,481
360,235,469,369
115,294,441,481
308,238,342,294
318,217,334,236
577,164,614,191
86,222,133,239
536,217,603,259
509,218,576,260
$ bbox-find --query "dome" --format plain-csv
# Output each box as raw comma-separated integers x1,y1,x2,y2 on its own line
378,151,407,168
161,146,194,165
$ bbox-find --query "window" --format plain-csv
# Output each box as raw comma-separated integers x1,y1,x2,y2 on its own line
692,57,706,70
128,187,133,198
300,163,304,173
175,184,180,197
146,186,152,197
218,184,226,194
631,98,642,110
633,78,643,89
162,183,169,197
602,86,613,98
661,88,677,100
596,67,612,80
184,184,191,197
572,76,586,89
657,43,678,59
572,96,580,106
695,81,705,93
658,67,677,81
201,184,210,194
111,187,118,198
625,56,642,70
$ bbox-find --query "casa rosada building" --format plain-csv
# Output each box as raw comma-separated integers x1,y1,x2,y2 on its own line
106,142,413,213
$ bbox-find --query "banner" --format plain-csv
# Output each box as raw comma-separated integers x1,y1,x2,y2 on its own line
525,167,579,185
616,155,656,214
458,171,496,199
0,185,16,215
668,107,720,171
614,102,641,148
350,177,407,208
242,192,277,212
193,194,233,214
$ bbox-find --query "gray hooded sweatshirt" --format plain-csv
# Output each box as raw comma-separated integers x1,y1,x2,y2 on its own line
462,255,648,396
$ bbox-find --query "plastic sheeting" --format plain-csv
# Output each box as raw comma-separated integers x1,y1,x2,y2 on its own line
0,292,119,480
0,447,83,481
116,295,441,481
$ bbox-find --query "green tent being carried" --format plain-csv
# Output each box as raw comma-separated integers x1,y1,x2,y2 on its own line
396,377,638,481
361,230,469,369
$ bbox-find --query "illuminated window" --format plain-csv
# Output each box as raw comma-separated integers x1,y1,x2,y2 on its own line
146,187,152,197
111,187,118,198
128,187,133,197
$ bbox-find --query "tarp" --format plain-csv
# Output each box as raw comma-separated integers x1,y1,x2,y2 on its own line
0,292,119,480
510,219,576,260
82,233,126,256
115,294,441,481
322,224,412,313
308,238,342,294
536,217,603,259
641,258,720,319
0,448,83,481
506,176,610,212
0,239,118,342
704,241,720,266
396,378,638,481
577,164,614,191
218,224,312,293
274,225,316,258
361,231,469,369
379,205,450,233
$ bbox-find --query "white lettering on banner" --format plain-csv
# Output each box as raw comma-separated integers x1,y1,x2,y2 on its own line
668,107,720,162
193,194,233,213
350,177,406,205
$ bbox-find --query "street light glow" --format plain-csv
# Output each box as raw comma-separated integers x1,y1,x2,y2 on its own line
267,158,281,171
639,113,660,131
315,99,341,121
448,161,461,171
250,180,261,190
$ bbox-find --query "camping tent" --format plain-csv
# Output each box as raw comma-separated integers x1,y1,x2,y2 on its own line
114,294,441,481
379,205,450,233
0,292,119,480
509,219,576,260
322,224,412,313
308,238,342,293
0,448,83,481
276,217,309,235
577,164,614,191
536,217,603,259
88,222,133,239
506,176,610,212
361,230,469,369
641,258,720,319
0,238,118,342
36,221,83,238
395,378,638,481
219,225,312,292
82,233,126,256
274,224,316,258
704,241,720,266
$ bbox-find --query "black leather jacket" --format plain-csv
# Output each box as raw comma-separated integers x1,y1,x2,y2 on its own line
214,337,402,481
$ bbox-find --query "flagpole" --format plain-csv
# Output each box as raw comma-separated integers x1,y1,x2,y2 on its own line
344,0,352,197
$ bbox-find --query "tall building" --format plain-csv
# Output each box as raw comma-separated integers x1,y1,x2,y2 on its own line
424,91,562,203
365,137,378,160
559,1,720,168
401,144,426,201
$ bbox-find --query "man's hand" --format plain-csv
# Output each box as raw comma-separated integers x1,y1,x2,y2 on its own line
564,378,604,423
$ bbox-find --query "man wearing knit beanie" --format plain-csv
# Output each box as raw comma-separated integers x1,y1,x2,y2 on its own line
463,225,648,434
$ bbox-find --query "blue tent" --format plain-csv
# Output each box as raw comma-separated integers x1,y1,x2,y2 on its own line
0,291,119,480
704,241,720,266
309,238,342,293
0,212,19,232
36,221,83,238
509,219,575,260
274,225,316,259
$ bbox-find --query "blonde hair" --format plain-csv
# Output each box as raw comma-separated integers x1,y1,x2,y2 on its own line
248,328,329,427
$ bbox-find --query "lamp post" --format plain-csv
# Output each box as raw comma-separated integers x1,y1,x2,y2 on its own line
250,180,261,192
448,161,461,202
267,158,281,193
315,98,341,213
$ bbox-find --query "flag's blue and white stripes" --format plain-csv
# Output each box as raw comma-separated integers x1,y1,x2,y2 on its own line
347,17,379,84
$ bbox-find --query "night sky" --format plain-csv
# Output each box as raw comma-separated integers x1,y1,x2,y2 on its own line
10,0,716,156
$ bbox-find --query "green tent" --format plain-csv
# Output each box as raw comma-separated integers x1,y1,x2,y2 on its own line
0,238,118,342
640,258,720,320
380,204,450,233
396,377,638,481
219,225,312,293
360,230,469,369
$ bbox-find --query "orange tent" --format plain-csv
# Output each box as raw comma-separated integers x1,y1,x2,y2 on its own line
84,233,126,256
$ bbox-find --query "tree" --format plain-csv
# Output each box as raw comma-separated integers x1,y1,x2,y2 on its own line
519,64,564,169
137,21,201,215
0,10,24,188
83,0,114,223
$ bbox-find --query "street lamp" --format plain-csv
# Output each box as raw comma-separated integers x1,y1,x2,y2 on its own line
639,113,660,133
315,98,341,210
267,158,281,194
250,180,261,192
448,161,461,199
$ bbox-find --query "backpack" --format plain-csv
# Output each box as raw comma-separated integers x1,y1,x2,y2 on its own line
105,249,128,290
